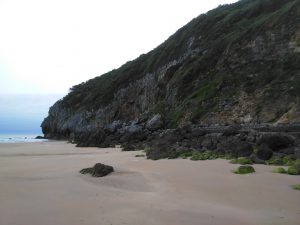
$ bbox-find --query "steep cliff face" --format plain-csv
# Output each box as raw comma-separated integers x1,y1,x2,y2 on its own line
42,0,300,143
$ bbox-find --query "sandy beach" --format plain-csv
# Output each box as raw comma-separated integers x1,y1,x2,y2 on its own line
0,141,299,225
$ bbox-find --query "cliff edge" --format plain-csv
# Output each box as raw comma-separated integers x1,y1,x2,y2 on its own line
42,0,300,160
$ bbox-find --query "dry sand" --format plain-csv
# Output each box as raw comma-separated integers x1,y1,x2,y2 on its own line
0,141,299,225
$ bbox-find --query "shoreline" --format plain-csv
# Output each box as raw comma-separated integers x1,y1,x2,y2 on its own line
0,133,46,144
0,141,300,225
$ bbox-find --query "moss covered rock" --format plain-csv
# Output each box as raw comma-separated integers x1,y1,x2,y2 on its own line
190,151,219,161
287,160,300,175
267,157,284,165
233,165,255,174
272,167,287,174
230,157,253,165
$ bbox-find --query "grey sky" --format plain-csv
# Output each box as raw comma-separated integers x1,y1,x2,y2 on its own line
0,94,64,133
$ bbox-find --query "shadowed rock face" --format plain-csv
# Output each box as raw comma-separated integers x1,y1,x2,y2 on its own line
42,0,300,159
80,163,114,177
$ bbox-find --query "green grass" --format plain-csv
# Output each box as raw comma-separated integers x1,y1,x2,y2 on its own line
233,165,255,174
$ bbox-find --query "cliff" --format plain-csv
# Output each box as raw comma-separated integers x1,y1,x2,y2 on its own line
42,0,300,160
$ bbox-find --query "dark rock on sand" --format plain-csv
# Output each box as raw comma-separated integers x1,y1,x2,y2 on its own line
80,163,114,177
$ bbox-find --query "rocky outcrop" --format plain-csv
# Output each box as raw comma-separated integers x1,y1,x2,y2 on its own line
142,124,300,160
42,0,300,161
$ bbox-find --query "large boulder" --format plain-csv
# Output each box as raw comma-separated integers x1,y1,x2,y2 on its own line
217,138,253,157
146,114,163,131
232,142,254,157
80,163,114,177
233,165,255,174
256,145,273,160
259,134,294,151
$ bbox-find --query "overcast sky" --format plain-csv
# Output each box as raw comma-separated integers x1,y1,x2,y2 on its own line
0,0,238,95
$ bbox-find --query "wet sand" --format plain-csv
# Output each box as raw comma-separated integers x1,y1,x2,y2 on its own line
0,141,299,225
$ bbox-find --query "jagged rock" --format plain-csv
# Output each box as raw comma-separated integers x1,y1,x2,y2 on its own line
76,130,106,147
146,144,179,160
232,142,253,157
250,154,266,164
159,129,183,143
278,147,295,155
80,163,114,177
146,114,163,131
222,125,242,137
191,128,207,137
201,136,216,150
105,120,123,133
123,123,142,134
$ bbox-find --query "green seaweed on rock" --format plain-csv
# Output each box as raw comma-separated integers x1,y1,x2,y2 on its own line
233,165,256,174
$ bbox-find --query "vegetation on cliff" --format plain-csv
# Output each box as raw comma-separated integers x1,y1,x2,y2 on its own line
42,0,300,161
44,0,300,133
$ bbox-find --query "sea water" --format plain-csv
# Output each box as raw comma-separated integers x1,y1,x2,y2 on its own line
0,133,47,143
